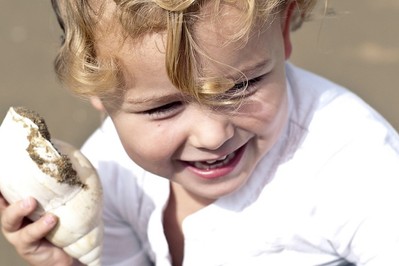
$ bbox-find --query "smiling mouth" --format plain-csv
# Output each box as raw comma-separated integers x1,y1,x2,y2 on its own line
191,152,237,170
183,145,246,179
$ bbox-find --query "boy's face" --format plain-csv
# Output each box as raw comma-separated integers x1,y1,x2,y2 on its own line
104,4,291,203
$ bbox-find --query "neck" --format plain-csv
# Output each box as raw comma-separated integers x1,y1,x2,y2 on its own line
170,181,215,218
163,182,214,266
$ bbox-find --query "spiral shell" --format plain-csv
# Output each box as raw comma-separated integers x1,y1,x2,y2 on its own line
0,107,103,266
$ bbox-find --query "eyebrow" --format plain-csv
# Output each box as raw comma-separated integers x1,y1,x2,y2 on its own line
125,59,271,105
125,92,184,105
225,58,272,79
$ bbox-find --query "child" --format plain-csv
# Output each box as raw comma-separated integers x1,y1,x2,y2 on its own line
1,0,399,265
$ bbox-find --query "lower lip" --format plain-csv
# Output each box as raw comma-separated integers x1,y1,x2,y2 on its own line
185,145,246,180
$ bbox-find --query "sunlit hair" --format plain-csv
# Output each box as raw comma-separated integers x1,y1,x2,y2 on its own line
51,0,316,108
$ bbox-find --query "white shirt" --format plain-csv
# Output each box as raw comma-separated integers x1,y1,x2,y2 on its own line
81,63,399,266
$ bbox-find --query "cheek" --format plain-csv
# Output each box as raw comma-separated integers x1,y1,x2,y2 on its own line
266,92,289,135
114,119,178,173
239,84,288,135
240,91,288,161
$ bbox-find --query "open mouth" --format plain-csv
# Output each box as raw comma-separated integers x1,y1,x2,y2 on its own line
192,152,237,170
186,144,246,172
183,145,246,180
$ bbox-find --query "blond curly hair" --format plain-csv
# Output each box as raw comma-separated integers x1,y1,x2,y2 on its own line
51,0,316,107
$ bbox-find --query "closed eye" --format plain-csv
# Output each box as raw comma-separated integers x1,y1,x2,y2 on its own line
143,101,184,119
226,75,264,97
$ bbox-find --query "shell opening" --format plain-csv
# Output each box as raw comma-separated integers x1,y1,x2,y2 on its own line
14,107,87,189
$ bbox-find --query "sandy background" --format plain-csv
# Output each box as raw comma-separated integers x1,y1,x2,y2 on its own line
1,0,398,265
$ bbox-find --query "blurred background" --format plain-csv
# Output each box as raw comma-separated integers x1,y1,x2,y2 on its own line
0,0,398,265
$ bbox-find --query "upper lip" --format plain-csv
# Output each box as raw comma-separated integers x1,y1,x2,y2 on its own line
183,153,230,163
202,154,228,163
181,143,246,163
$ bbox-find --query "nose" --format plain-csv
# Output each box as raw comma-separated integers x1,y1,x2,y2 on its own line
187,108,234,150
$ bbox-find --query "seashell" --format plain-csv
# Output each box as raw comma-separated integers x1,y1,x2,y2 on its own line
0,107,103,266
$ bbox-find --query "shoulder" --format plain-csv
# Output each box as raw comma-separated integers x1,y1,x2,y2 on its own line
283,63,399,212
285,62,399,152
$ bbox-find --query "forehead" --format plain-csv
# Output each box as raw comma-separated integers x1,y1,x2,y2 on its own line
95,1,270,44
95,1,282,92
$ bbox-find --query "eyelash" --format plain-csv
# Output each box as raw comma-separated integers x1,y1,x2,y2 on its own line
228,75,264,96
143,75,265,119
144,101,183,119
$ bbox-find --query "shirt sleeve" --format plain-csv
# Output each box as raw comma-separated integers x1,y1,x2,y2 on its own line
345,145,399,265
316,128,399,265
297,88,399,266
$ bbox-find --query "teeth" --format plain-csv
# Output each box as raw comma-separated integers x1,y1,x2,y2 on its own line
193,153,235,170
218,155,228,160
205,155,227,164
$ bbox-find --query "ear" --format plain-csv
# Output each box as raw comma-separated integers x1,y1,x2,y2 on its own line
90,96,106,112
281,1,296,60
